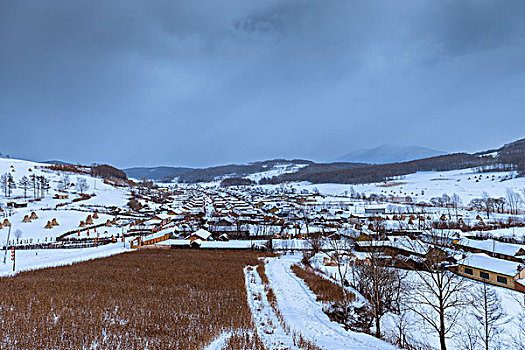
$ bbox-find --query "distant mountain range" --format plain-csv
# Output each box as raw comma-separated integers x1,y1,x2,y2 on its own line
41,160,73,165
335,144,446,164
79,137,524,184
123,166,194,181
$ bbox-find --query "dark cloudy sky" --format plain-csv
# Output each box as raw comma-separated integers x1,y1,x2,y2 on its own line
1,0,524,168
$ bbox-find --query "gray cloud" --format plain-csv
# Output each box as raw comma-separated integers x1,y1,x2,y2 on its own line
1,0,524,167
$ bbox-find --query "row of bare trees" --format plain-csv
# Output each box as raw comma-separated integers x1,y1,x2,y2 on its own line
0,173,51,199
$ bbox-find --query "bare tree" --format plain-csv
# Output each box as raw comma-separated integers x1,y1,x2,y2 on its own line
301,205,310,236
18,176,30,199
57,174,70,192
14,229,22,245
0,173,8,197
324,237,353,326
405,231,469,350
38,176,50,198
471,283,507,350
451,193,462,220
75,177,89,194
505,188,521,215
353,247,406,338
302,232,323,264
481,192,494,219
513,293,525,350
29,174,37,198
6,174,16,198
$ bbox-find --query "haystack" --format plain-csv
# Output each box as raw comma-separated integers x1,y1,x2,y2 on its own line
105,220,112,227
112,217,117,224
79,221,86,228
0,223,3,229
86,215,93,224
93,212,99,219
52,218,59,226
44,221,53,229
30,212,39,220
2,219,10,227
22,215,31,223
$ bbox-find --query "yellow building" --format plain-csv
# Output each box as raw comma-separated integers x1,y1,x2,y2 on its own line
457,253,525,293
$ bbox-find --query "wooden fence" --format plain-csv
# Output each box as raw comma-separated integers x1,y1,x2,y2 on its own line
131,233,170,248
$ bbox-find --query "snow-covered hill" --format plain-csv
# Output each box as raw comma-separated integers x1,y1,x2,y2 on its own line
261,168,525,204
0,157,130,246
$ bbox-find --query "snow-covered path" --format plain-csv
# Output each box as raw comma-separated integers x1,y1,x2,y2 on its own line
245,264,303,349
265,255,397,350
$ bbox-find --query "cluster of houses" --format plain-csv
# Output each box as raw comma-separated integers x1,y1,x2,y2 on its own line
124,184,525,293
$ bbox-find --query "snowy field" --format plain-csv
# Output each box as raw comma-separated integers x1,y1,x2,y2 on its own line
0,243,132,277
256,168,525,204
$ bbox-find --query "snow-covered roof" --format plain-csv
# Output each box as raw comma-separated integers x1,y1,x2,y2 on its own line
389,236,434,255
187,228,212,241
459,253,523,277
457,238,525,257
153,213,171,220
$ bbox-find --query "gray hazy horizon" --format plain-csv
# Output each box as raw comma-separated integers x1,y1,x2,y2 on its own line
1,1,524,168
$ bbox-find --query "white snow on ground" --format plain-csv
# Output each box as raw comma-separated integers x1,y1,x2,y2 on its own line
245,264,304,349
263,255,397,350
0,243,132,277
246,164,309,182
1,209,120,245
260,168,525,204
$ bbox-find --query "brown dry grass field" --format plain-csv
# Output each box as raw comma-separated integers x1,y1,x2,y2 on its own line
0,249,267,349
291,264,355,304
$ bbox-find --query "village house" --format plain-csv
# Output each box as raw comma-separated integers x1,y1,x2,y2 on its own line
456,253,525,293
365,205,387,215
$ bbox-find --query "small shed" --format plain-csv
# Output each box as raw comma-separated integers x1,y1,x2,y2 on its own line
190,239,202,248
22,215,31,223
44,221,53,229
186,229,212,241
51,218,59,226
2,219,11,227
53,194,69,200
30,212,39,220
86,215,94,224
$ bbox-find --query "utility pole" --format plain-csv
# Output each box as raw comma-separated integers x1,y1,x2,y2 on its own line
122,226,126,248
11,246,15,272
3,225,11,264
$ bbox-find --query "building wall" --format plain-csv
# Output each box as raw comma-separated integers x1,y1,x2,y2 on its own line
457,264,516,290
